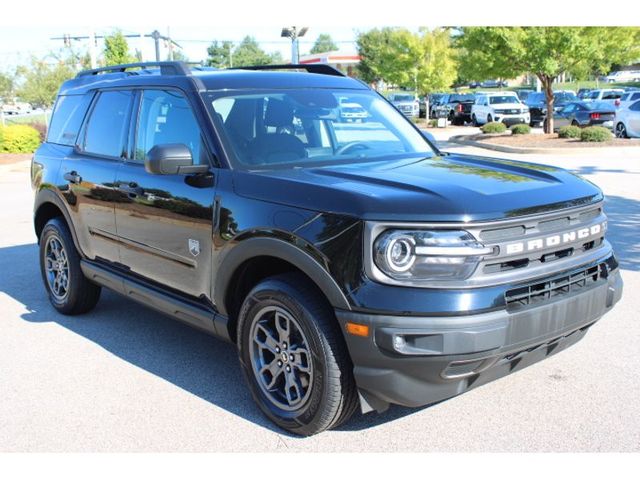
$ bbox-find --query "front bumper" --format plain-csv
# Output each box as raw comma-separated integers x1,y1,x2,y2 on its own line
495,113,530,126
337,266,622,413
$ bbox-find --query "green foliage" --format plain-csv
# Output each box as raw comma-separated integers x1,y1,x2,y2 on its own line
310,34,339,54
167,49,189,62
206,40,234,67
357,27,457,95
580,126,612,142
510,123,531,135
0,71,16,100
456,27,640,133
103,30,136,66
0,124,41,153
16,58,75,108
428,119,438,128
558,125,582,139
481,122,507,134
228,36,282,67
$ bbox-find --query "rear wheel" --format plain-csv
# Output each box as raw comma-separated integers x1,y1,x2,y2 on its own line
615,122,628,138
571,120,580,127
487,114,493,123
472,114,479,127
237,273,358,436
39,218,101,315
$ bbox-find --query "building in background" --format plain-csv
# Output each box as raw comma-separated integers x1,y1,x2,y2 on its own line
298,50,360,76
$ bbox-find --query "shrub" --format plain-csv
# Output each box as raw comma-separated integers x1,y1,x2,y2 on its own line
26,122,47,143
558,125,582,139
580,126,612,142
428,119,438,128
510,123,531,135
481,121,507,134
0,124,41,153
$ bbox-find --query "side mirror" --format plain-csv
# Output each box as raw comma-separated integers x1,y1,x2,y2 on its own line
145,144,208,175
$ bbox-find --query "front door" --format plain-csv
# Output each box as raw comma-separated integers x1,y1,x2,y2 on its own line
113,88,216,299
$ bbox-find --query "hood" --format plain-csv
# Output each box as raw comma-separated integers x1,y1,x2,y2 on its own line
233,154,602,222
492,102,525,109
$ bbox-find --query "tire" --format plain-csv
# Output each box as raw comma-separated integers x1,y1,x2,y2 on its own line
237,272,358,436
472,114,479,127
487,115,493,123
571,120,580,127
615,122,629,139
39,217,101,315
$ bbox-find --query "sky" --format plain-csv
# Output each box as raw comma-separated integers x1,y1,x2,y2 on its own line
0,26,371,70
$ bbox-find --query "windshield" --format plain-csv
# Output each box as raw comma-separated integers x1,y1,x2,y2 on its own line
449,94,475,102
391,94,415,102
555,92,578,103
489,95,519,104
206,89,434,169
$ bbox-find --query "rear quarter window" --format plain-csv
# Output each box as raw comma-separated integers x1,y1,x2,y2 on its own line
46,94,93,146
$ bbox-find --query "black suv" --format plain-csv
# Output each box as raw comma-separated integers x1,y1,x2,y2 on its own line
32,62,622,436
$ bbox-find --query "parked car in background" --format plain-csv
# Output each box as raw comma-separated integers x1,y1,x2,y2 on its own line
584,89,625,104
479,79,508,88
526,91,578,127
388,93,419,118
514,89,534,102
616,90,640,109
471,91,530,126
546,101,616,131
438,93,476,125
338,98,368,122
613,99,640,138
1,100,32,115
604,70,640,83
427,93,447,118
577,89,593,100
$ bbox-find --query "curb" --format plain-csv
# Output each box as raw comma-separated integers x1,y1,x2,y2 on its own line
447,134,640,155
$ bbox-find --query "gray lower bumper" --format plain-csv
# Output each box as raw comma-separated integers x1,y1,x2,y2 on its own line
337,268,623,413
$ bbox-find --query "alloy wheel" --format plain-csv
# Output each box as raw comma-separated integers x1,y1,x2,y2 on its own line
249,306,314,411
615,123,628,138
44,235,70,301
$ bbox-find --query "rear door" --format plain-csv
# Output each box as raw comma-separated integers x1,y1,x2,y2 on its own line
59,89,134,264
629,101,640,134
113,88,216,298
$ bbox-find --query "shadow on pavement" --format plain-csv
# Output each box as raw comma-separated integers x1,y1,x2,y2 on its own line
0,243,419,436
603,195,640,272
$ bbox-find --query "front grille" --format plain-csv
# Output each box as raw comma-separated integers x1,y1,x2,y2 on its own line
505,263,607,310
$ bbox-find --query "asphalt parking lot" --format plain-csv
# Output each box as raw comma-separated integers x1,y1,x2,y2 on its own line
0,136,638,452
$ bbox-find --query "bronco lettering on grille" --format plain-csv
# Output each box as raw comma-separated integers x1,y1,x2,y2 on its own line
504,222,605,255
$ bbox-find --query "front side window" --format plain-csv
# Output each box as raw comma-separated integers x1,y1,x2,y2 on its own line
83,90,133,158
135,89,207,165
206,89,434,169
629,101,640,112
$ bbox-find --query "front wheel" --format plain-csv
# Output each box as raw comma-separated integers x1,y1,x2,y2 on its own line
615,122,628,138
237,273,358,436
472,114,479,127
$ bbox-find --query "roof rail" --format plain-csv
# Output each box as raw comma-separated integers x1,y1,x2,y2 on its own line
230,64,345,77
76,61,191,78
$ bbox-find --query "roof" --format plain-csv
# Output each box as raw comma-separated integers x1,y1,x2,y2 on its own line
58,62,367,96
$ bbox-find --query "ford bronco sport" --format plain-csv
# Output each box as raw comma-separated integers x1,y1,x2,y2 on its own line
32,62,622,436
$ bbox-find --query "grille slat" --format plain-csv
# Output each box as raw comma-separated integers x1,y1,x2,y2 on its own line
505,263,605,310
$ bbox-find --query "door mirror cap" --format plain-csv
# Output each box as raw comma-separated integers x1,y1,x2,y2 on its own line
145,144,208,175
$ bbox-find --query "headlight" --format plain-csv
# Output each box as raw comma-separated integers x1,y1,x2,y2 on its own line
373,230,494,282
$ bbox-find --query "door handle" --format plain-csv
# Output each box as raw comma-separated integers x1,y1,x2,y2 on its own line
63,171,82,184
118,182,144,197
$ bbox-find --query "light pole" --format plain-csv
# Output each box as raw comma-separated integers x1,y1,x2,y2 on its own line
281,26,308,64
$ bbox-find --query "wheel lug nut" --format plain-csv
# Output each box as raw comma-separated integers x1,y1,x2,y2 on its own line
275,347,280,353
277,360,283,367
289,354,294,361
286,365,291,372
283,342,288,349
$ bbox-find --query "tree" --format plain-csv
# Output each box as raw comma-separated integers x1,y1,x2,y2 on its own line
103,30,136,66
310,33,338,54
232,36,283,67
357,27,457,94
206,40,235,68
16,57,75,108
0,72,16,100
167,49,189,62
456,27,640,132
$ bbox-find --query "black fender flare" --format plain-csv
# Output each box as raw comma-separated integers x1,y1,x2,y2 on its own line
213,236,352,316
33,189,83,255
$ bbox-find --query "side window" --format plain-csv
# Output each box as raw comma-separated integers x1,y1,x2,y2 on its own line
83,90,133,158
563,104,576,113
630,101,640,112
135,89,207,165
47,94,93,146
